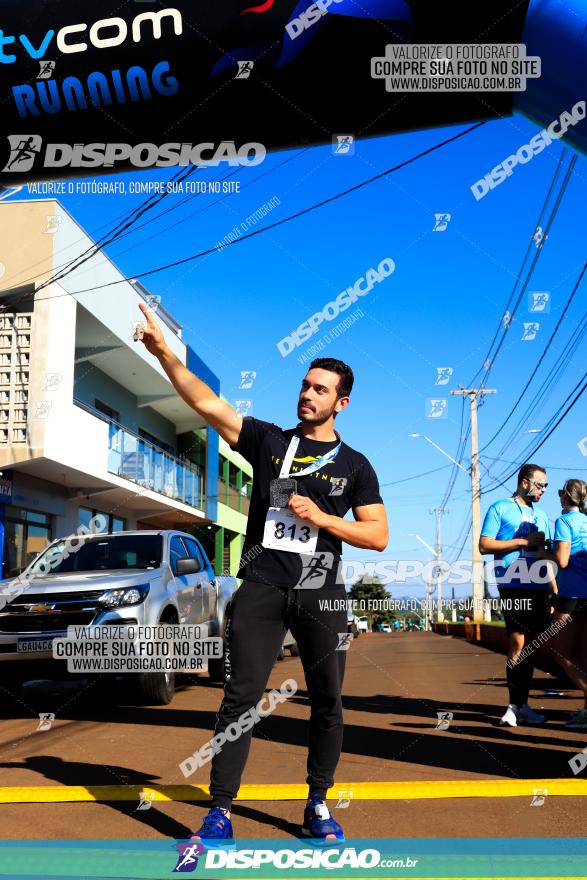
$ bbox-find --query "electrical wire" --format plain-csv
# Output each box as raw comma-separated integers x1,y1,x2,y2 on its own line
440,152,579,552
6,149,307,309
0,165,206,290
488,309,587,470
482,455,587,472
31,121,487,301
433,156,574,520
467,150,569,388
478,153,577,393
481,260,587,452
74,149,307,275
481,373,587,492
379,464,451,487
36,164,201,292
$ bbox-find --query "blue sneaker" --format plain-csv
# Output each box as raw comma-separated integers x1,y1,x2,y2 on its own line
302,796,345,844
189,807,234,844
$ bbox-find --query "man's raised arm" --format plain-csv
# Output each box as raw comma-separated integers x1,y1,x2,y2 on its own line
135,302,242,447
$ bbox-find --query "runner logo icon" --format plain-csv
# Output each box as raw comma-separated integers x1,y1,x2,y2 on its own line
329,477,347,496
2,134,42,172
174,842,204,873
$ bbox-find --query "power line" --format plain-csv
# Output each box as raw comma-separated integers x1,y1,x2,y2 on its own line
439,395,469,509
36,164,201,293
467,151,569,389
379,463,451,487
487,306,587,474
481,260,587,452
436,155,575,516
0,165,207,290
84,149,306,271
35,121,487,301
481,455,587,472
478,153,577,392
451,520,472,563
481,373,587,492
6,150,306,308
441,153,579,551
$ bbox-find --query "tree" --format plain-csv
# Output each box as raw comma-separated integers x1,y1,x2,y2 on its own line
348,576,397,626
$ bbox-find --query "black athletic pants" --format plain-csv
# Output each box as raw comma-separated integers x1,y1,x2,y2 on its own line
498,587,551,707
209,579,347,809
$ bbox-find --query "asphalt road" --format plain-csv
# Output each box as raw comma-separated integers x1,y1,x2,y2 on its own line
0,631,585,840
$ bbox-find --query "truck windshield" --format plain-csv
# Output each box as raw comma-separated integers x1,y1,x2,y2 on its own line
28,534,163,575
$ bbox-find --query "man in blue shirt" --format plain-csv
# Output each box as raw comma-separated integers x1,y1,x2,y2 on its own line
480,463,552,727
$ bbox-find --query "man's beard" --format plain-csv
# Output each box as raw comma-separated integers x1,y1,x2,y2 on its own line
297,403,335,423
522,487,540,503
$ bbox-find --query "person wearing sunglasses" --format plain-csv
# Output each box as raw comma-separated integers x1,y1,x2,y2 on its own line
542,479,587,729
480,463,552,727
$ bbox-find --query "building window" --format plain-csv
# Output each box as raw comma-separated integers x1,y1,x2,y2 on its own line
241,477,252,514
111,516,126,533
95,399,119,422
177,431,206,469
78,507,126,534
139,428,174,456
228,463,239,491
78,507,94,531
3,506,52,578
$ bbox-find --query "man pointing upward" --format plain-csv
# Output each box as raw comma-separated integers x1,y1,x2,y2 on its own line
135,301,388,842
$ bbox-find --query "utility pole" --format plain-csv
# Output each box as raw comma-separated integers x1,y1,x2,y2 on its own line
429,507,448,622
451,388,496,623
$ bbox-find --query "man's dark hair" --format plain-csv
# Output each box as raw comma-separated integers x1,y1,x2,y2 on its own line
517,463,546,485
309,358,354,398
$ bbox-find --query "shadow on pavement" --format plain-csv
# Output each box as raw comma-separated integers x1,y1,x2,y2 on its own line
0,669,583,785
0,755,193,838
0,754,304,839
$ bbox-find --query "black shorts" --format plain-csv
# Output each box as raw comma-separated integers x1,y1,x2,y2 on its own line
555,596,587,615
497,587,551,637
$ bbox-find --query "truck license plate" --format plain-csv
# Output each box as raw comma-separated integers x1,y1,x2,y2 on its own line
17,637,55,653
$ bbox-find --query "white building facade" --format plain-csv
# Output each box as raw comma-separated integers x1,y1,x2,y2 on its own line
0,199,250,578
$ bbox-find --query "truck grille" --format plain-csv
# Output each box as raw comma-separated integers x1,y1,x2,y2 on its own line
0,612,96,633
0,590,104,634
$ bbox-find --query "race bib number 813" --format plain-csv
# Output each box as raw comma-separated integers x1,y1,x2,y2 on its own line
262,507,318,554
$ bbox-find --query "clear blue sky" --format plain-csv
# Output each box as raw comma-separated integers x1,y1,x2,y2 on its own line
16,113,587,597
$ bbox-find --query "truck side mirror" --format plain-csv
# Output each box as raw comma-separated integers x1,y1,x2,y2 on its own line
175,557,201,576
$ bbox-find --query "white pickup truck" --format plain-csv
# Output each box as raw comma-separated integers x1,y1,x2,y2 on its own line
0,529,237,705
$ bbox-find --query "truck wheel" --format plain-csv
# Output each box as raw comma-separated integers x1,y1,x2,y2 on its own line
288,642,299,657
135,671,175,705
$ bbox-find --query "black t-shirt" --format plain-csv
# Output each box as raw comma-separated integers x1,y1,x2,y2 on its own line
230,417,383,588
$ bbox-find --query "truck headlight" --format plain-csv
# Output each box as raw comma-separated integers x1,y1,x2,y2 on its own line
99,584,150,608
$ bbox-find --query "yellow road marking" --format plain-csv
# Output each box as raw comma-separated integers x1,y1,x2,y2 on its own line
0,779,586,803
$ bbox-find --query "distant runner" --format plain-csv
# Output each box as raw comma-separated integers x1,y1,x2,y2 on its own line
480,463,551,727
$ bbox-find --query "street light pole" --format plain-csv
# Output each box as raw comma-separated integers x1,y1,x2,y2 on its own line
430,507,448,622
409,532,436,631
408,434,468,473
